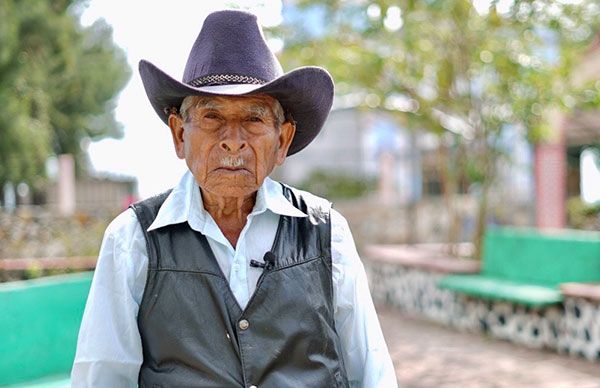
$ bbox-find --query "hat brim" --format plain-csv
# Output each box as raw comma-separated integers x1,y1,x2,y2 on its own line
139,60,334,156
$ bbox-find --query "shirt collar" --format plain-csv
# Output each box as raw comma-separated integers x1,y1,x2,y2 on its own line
147,171,307,232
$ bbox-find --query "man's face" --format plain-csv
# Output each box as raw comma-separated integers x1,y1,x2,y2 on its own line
168,95,295,199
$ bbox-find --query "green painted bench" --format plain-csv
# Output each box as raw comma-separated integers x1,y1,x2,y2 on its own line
438,228,600,307
0,272,93,386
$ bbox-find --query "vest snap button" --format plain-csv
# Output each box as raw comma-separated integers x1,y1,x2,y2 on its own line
238,319,250,330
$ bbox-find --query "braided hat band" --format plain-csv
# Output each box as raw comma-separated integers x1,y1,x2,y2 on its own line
188,74,267,87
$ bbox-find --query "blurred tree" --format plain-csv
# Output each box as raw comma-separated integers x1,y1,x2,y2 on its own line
0,0,129,194
274,0,600,258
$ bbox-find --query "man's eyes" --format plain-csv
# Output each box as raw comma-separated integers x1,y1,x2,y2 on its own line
201,114,264,122
246,116,264,123
203,113,220,120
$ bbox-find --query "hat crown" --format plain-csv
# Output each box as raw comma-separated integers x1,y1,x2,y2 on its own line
182,10,283,86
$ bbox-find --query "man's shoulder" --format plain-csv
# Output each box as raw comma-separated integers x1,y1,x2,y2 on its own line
273,182,351,231
130,190,173,215
104,207,143,244
278,182,331,208
127,190,176,231
274,181,337,225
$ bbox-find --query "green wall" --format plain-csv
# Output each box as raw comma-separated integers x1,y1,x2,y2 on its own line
0,272,93,386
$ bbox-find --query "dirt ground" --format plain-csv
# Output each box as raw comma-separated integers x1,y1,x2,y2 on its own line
378,307,600,388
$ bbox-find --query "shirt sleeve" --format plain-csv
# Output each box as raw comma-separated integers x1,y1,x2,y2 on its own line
331,209,398,388
71,209,148,388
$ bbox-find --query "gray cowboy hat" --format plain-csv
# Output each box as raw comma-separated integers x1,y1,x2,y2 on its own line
139,9,334,156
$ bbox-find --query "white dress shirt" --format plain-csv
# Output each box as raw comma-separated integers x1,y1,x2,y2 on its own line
71,171,397,388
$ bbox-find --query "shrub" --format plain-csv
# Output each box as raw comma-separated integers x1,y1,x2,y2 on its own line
297,171,375,200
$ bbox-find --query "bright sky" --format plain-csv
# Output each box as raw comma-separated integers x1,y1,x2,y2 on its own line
81,0,283,198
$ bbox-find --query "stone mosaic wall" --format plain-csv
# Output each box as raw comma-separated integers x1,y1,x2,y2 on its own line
365,261,600,361
563,297,600,360
0,210,111,259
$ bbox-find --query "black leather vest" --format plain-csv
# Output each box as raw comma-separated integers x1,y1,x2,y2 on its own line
131,184,349,388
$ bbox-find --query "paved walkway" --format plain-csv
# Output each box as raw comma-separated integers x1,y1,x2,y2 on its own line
378,308,600,388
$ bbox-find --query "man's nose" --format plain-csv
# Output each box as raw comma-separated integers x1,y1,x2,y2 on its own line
219,125,247,152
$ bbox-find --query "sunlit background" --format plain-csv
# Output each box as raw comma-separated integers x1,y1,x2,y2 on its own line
79,1,600,201
80,0,285,197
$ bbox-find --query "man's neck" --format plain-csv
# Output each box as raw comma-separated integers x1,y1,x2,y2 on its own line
200,188,256,248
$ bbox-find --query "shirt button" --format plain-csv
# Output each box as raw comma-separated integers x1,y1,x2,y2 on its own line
238,319,250,330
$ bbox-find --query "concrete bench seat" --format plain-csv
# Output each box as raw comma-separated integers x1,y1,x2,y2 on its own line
438,228,600,307
439,275,562,307
364,244,480,273
560,282,600,301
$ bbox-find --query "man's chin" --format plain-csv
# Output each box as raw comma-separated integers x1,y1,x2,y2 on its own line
199,175,263,198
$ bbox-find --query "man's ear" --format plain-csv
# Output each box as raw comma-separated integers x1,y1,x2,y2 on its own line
276,121,296,165
168,114,186,159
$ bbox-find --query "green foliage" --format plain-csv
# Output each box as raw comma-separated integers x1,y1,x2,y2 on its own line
273,0,600,251
0,0,130,189
275,0,600,142
298,170,375,199
23,264,44,280
567,196,600,229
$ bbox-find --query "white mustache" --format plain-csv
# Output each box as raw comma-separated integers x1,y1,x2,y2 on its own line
220,156,245,168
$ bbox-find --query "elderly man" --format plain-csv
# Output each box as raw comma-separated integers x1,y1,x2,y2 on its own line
72,9,396,388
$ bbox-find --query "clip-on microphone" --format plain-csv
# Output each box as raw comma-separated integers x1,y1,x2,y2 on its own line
250,251,276,271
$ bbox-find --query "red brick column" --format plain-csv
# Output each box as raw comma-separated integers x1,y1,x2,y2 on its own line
534,119,567,229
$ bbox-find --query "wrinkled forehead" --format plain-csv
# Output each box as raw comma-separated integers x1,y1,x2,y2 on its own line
183,94,279,115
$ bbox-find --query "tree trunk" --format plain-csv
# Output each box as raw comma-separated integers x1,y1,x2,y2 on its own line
406,131,419,244
472,131,496,261
438,141,462,256
472,180,489,260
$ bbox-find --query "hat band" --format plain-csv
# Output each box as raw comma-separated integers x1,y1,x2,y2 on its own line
188,74,267,87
